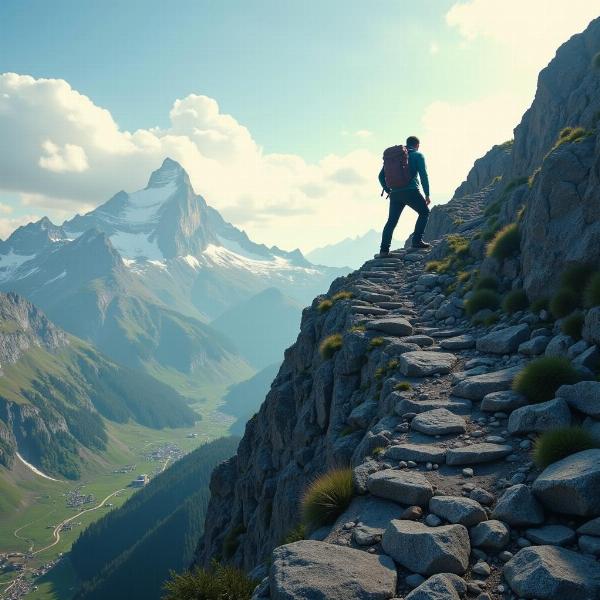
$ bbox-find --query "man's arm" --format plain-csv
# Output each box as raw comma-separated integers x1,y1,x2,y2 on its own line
416,154,430,200
378,166,390,193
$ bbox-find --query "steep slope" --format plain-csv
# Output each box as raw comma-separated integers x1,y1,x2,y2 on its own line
0,292,197,479
70,436,239,600
211,288,301,369
196,17,600,600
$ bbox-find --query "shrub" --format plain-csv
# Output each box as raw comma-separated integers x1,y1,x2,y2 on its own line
531,297,549,313
425,259,450,273
282,524,306,544
503,289,529,314
301,467,354,529
318,299,333,313
533,427,598,469
475,276,499,291
319,334,343,359
394,381,412,392
513,357,580,403
487,223,520,260
163,563,257,600
550,288,579,319
560,264,594,295
561,311,585,340
584,272,600,307
332,290,353,302
368,336,385,350
349,324,366,333
465,289,500,316
447,234,470,256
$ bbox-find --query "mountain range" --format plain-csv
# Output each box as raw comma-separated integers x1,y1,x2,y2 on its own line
0,159,347,397
306,229,381,269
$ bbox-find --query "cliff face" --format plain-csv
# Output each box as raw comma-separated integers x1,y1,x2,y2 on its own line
198,17,600,600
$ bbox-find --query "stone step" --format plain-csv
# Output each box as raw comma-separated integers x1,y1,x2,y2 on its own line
385,443,447,464
445,443,513,466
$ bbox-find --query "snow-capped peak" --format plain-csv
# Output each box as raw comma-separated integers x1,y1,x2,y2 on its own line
146,157,189,189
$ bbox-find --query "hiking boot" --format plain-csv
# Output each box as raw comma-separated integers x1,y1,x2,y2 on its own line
411,240,431,250
374,251,390,259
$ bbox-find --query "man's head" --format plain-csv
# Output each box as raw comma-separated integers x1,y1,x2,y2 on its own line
406,136,420,149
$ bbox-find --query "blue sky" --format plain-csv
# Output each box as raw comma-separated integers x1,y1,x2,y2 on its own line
0,1,598,250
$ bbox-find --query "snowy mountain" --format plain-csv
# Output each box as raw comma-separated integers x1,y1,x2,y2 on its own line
0,159,347,394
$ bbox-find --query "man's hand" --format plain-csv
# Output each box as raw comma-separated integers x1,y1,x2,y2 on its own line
425,196,431,206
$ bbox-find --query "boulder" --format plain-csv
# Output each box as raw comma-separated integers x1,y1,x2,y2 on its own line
367,469,433,506
492,484,544,527
399,351,458,377
446,443,512,466
476,324,530,354
518,335,551,355
533,449,600,517
583,307,600,345
270,540,397,600
579,535,600,556
439,335,475,350
577,517,600,536
504,545,600,600
366,317,414,337
347,400,378,429
395,396,472,416
469,520,509,550
428,496,487,527
525,525,576,546
404,573,466,600
480,390,527,413
556,381,600,418
545,334,574,358
410,408,466,436
507,398,571,434
452,366,521,400
382,520,470,575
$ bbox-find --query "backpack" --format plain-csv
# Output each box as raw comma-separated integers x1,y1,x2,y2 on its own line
382,145,411,190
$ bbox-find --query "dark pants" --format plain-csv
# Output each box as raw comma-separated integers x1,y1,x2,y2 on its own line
380,189,430,252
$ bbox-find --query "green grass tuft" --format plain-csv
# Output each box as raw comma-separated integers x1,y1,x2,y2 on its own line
301,467,354,530
502,289,529,314
487,223,520,260
561,311,585,340
163,562,257,600
281,524,306,544
531,297,549,313
319,334,343,359
560,264,595,295
550,288,580,319
318,299,334,313
394,381,412,392
349,324,366,333
546,127,592,158
372,446,386,458
331,290,353,302
475,276,499,291
513,357,580,403
533,427,598,469
368,336,385,350
465,289,500,316
584,272,600,307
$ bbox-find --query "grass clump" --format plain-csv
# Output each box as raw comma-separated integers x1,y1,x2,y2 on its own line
487,223,520,260
584,272,600,307
513,356,580,403
560,264,595,295
319,334,343,359
561,311,585,340
465,289,500,316
475,276,499,291
372,446,386,458
533,427,598,469
368,336,385,350
318,299,333,313
331,290,353,302
301,467,354,530
550,288,579,319
163,562,257,600
503,289,529,314
394,381,412,392
531,297,549,313
349,324,366,333
282,524,306,544
546,127,592,158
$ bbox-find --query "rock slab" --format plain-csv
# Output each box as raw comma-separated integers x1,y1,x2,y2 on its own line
367,469,434,506
399,351,458,377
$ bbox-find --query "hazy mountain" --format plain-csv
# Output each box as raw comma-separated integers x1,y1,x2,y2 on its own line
0,292,196,480
306,229,381,268
211,288,301,369
0,159,346,394
222,363,280,434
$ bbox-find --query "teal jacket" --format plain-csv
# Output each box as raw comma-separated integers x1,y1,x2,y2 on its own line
378,147,430,197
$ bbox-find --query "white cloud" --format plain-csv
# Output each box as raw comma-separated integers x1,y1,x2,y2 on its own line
0,214,41,239
421,93,524,198
446,0,598,73
429,42,439,55
0,73,401,251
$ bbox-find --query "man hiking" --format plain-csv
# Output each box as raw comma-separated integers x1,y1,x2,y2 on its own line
376,135,431,257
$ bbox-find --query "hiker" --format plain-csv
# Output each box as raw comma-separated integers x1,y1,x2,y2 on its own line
376,135,431,257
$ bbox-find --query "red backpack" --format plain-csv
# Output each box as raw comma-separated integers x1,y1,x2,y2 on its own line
382,145,411,190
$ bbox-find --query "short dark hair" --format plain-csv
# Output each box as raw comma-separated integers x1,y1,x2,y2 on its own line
406,136,420,147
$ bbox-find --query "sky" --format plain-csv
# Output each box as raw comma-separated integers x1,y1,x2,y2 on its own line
0,0,598,252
